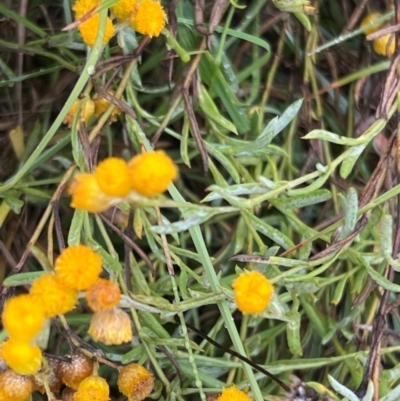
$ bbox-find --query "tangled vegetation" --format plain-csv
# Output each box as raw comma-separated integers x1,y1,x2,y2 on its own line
1,0,400,400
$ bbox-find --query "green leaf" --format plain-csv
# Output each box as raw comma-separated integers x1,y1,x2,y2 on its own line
151,207,238,235
2,271,45,286
275,189,331,209
286,310,303,356
243,210,295,250
339,144,366,178
86,239,123,273
68,209,85,245
328,375,359,401
198,85,238,133
361,257,400,292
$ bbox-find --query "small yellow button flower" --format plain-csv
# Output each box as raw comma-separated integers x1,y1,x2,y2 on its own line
117,363,154,401
360,12,384,36
95,158,131,197
0,370,34,401
88,307,133,345
68,173,116,213
373,34,395,56
111,0,137,23
2,339,43,375
217,386,253,401
63,98,95,128
131,0,166,37
78,13,115,47
86,278,121,312
232,271,274,314
2,294,46,341
73,375,110,401
72,0,99,19
55,245,102,291
128,150,178,196
30,274,78,318
93,90,122,122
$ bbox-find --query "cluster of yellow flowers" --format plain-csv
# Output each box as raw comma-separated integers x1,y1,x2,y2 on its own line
232,270,274,314
360,12,395,56
68,151,178,213
72,0,166,47
0,242,156,401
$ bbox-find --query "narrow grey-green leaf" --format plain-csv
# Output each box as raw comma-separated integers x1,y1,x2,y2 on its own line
327,375,359,401
2,271,45,287
361,257,400,292
275,189,331,209
243,211,295,250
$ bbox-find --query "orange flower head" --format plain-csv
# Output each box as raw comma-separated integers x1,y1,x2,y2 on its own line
55,245,102,291
30,273,78,318
232,271,274,314
2,339,42,375
88,308,132,345
72,0,99,19
373,34,395,56
63,98,95,128
0,370,34,401
111,0,138,23
59,351,94,390
360,12,384,36
2,294,46,341
93,90,122,122
68,173,116,213
128,150,178,196
73,375,110,401
86,278,121,312
95,158,131,197
217,386,253,401
117,363,154,400
78,13,115,47
131,0,166,37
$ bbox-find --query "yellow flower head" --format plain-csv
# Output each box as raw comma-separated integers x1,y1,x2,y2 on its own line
117,363,154,401
30,273,78,318
59,351,94,390
88,308,132,345
217,386,253,401
93,90,122,122
131,0,166,37
63,98,95,128
2,339,42,375
111,0,137,23
73,375,110,401
68,173,116,213
360,12,384,36
232,271,274,314
373,34,395,56
86,278,121,312
78,13,115,47
72,0,99,19
2,294,46,341
0,370,34,401
95,157,131,197
128,150,178,196
55,245,102,291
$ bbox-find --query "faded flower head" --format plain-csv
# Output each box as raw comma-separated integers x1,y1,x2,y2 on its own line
88,307,132,345
117,363,154,401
